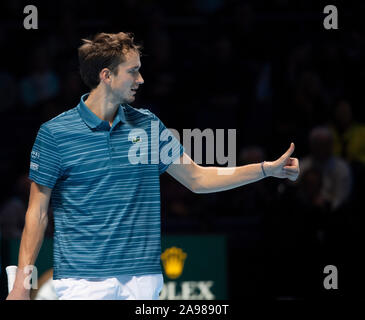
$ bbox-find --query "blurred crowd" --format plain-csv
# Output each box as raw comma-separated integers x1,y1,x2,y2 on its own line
1,0,365,298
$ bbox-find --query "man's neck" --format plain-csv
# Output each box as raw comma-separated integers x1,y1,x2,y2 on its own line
84,87,119,125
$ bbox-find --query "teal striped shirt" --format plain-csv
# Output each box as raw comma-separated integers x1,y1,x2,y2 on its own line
29,94,184,279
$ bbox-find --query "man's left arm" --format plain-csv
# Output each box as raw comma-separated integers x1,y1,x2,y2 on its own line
166,143,300,194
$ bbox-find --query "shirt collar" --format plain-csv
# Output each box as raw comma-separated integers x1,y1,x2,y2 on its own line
77,93,127,130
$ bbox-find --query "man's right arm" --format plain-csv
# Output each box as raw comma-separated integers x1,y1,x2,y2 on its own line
6,181,52,300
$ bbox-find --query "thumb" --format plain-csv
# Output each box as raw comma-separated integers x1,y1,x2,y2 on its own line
281,142,295,160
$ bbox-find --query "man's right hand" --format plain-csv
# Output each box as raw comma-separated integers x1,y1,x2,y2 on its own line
6,268,31,300
6,288,30,300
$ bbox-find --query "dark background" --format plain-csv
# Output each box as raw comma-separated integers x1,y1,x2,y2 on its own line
1,0,365,300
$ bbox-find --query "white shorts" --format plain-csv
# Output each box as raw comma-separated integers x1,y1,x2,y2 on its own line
53,274,164,300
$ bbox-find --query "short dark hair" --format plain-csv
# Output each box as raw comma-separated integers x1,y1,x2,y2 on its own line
78,32,142,89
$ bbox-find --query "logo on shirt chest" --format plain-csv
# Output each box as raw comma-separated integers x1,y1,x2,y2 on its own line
131,136,142,143
128,120,180,165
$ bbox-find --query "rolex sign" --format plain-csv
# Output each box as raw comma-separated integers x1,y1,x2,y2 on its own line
160,235,227,300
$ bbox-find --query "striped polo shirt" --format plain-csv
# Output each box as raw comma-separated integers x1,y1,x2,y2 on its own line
29,93,184,279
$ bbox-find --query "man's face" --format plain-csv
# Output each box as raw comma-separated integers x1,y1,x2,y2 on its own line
109,50,144,104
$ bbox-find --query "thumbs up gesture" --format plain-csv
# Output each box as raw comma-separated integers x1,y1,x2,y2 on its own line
264,143,300,181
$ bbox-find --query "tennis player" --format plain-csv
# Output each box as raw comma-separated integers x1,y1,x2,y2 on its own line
7,32,299,300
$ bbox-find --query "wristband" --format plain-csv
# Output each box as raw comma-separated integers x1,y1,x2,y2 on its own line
261,161,267,177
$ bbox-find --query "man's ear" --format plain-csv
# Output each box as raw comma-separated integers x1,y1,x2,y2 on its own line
99,68,112,84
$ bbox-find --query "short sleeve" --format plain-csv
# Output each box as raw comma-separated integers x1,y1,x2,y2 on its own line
155,116,185,175
28,124,62,188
